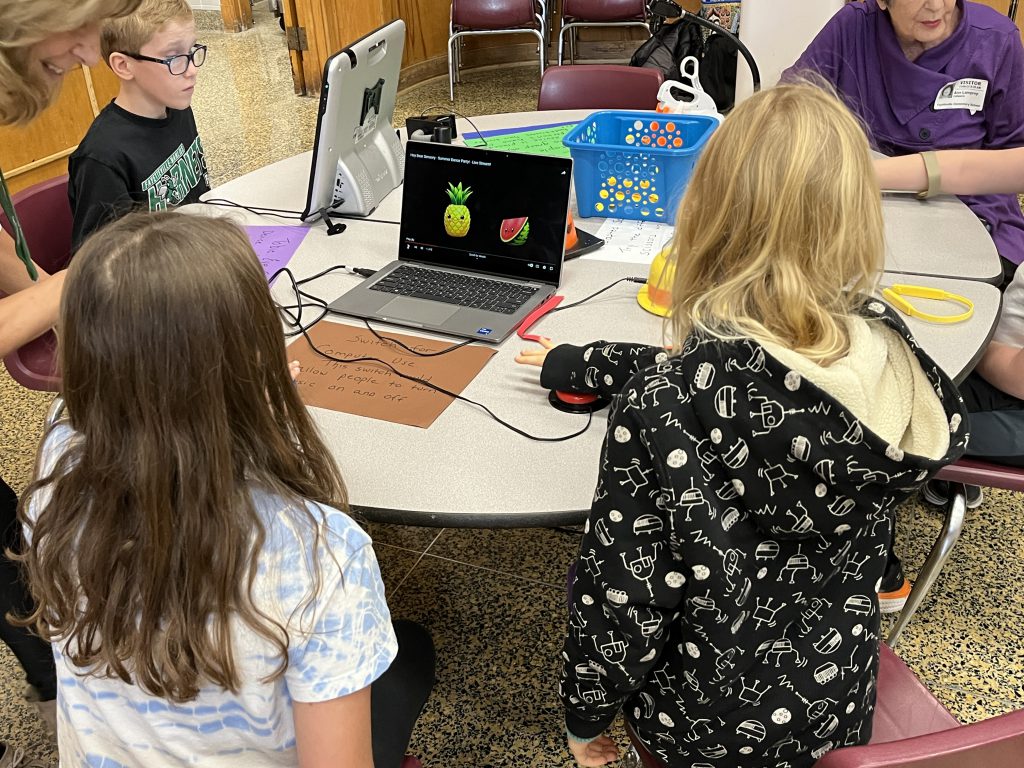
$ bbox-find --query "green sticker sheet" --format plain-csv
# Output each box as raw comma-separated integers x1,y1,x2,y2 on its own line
462,122,575,158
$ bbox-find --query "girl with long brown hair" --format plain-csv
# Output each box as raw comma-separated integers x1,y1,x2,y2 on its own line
15,211,433,767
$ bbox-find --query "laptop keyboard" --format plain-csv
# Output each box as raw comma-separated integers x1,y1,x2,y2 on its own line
369,265,540,314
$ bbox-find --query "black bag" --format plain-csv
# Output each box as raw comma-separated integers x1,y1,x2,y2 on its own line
629,18,704,84
700,31,737,111
631,19,737,112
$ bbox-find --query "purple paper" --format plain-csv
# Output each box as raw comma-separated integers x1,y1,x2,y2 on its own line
245,225,310,282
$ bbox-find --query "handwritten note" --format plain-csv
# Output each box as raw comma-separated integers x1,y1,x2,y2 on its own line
463,122,576,158
245,225,310,282
586,219,675,265
286,322,496,428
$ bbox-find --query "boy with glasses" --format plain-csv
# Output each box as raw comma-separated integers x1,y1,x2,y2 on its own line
69,0,210,251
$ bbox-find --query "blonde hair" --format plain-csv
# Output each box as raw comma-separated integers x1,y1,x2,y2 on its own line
101,0,193,62
668,83,885,363
0,0,141,125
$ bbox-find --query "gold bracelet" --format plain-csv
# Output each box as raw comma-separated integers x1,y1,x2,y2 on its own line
916,150,941,200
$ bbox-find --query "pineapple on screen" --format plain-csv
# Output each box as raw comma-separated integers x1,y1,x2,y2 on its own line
444,182,472,237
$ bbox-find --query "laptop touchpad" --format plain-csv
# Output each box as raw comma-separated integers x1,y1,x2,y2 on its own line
379,297,459,325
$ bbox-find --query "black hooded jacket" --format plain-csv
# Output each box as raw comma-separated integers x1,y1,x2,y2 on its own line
543,303,968,767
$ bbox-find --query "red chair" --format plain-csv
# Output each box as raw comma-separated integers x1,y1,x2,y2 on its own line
558,0,649,65
448,0,545,101
886,459,1024,646
625,644,1023,768
0,175,71,392
537,64,663,110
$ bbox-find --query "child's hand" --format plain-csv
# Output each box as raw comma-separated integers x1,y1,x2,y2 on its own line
514,337,555,368
289,360,301,382
567,734,620,766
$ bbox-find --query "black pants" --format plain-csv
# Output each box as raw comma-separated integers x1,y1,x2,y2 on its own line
0,476,56,700
958,373,1024,468
371,619,435,768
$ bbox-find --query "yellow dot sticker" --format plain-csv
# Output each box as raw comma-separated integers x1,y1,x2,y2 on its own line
649,193,660,203
599,189,609,199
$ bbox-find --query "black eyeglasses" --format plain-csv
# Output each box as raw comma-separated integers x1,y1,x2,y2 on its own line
124,44,207,76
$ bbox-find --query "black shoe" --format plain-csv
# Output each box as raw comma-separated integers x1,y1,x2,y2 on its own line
922,480,984,509
878,556,910,614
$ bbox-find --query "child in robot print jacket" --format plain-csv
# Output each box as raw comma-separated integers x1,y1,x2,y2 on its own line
516,85,968,768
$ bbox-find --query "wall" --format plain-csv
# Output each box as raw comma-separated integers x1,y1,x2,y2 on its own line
188,0,220,9
0,65,120,195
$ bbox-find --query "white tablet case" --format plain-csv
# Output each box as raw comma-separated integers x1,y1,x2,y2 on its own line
302,19,405,220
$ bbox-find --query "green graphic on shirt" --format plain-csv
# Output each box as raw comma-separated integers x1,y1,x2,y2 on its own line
142,136,209,211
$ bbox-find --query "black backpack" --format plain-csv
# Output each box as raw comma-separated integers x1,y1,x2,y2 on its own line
630,18,738,112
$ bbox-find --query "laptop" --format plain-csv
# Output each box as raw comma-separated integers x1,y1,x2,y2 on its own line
327,141,573,343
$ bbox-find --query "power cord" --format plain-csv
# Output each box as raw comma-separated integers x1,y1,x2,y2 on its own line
552,276,648,312
204,197,401,226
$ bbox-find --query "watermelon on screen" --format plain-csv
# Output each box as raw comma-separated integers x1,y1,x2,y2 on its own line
499,217,530,245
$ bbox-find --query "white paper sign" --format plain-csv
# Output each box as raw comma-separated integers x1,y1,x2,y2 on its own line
586,219,675,265
933,78,988,115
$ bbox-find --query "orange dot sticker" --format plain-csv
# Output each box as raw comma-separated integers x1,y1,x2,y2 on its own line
641,136,652,145
673,137,683,148
666,122,675,132
650,121,660,131
657,136,667,147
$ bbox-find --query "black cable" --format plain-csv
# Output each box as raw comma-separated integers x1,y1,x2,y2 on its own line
204,197,305,220
553,277,647,313
205,197,401,226
275,269,595,442
294,321,594,442
360,317,476,356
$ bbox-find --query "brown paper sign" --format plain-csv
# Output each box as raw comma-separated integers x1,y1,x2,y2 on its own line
287,322,497,428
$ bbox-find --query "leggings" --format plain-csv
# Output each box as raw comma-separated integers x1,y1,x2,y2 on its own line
371,619,436,768
0,476,56,700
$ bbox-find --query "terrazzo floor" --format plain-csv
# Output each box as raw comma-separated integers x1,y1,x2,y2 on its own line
2,3,1023,766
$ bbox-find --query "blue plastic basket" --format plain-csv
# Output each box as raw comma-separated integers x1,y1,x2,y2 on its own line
562,111,719,223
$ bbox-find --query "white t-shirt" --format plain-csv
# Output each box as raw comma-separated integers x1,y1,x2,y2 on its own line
29,423,397,767
994,265,1024,347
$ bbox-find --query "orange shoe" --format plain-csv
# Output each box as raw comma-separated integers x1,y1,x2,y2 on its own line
878,558,911,613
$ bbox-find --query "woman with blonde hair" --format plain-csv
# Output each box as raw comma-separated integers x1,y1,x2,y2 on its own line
15,211,433,767
517,84,967,767
0,1,140,761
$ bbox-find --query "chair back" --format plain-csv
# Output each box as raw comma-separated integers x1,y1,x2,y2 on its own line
452,0,537,30
814,708,1024,767
538,65,662,110
562,0,646,22
0,175,70,392
0,175,73,275
734,0,845,104
935,458,1024,493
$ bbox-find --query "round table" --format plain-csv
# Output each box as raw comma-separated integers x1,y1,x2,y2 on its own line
200,110,1002,526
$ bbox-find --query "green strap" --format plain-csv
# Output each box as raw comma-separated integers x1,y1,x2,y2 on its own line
0,166,38,281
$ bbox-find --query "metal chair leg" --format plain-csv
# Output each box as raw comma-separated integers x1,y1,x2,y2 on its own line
448,33,456,101
886,485,968,647
557,24,567,65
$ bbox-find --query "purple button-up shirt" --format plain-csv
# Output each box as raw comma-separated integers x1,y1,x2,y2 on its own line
785,0,1024,265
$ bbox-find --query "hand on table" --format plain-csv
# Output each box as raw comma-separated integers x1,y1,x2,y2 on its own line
568,734,620,766
514,337,555,368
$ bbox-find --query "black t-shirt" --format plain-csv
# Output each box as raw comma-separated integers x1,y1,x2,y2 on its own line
68,100,211,251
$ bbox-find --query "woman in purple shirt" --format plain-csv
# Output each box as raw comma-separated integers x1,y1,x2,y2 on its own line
785,0,1024,287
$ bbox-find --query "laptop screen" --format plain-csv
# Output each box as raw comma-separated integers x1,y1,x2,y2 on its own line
399,142,572,284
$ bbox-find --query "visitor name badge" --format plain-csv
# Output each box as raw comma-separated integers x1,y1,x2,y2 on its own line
933,78,988,115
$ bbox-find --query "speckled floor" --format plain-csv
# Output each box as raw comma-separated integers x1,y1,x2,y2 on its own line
2,3,1023,765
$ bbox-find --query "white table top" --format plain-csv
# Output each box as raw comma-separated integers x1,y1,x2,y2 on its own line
208,111,1003,283
199,110,1002,525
